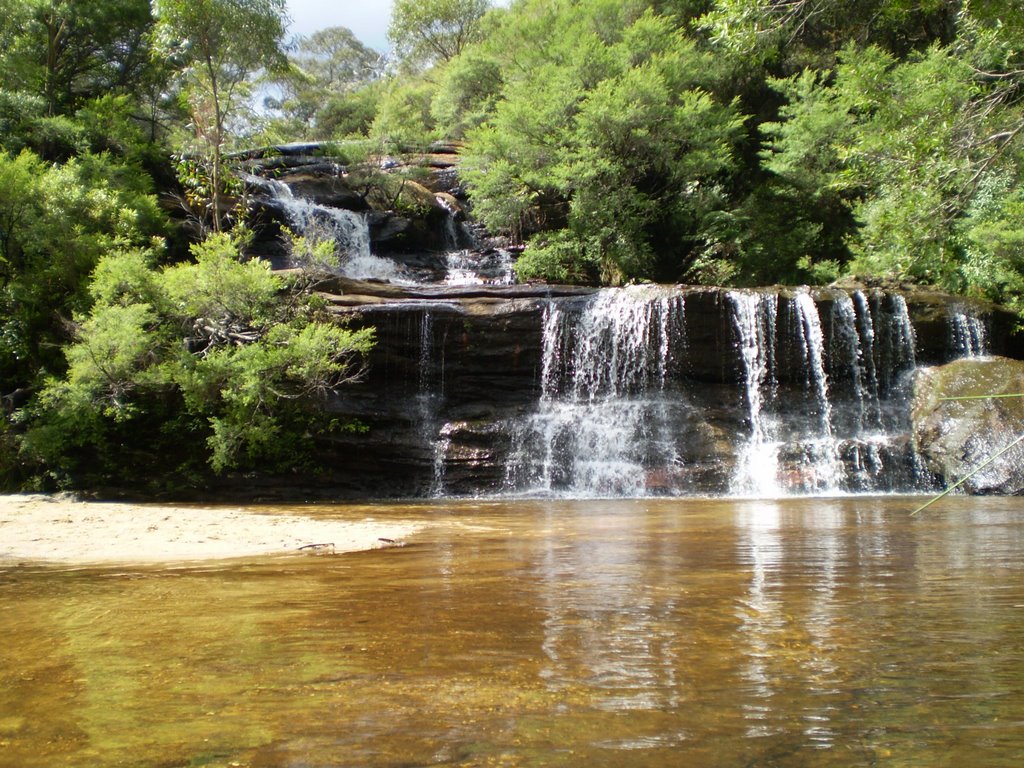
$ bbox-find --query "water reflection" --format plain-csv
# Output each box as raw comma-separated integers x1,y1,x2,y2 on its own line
535,504,679,713
2,497,1024,767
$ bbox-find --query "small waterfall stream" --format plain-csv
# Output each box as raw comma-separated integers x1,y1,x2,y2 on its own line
255,176,412,282
949,304,990,357
729,291,780,496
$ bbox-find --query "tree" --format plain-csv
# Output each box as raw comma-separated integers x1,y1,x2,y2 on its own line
22,234,375,488
297,26,382,89
0,0,164,159
0,150,166,390
388,0,491,69
264,26,383,139
698,0,959,67
370,76,440,149
0,0,156,114
152,0,288,232
460,4,743,283
430,46,504,138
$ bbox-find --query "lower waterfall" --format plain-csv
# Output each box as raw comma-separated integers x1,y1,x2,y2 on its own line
504,286,687,496
496,285,938,498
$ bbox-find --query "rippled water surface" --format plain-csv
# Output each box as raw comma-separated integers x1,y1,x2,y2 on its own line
2,497,1024,767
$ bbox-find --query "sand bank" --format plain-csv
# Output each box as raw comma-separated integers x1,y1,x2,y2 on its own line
0,494,420,565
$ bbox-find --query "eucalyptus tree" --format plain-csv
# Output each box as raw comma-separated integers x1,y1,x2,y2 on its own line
388,0,492,69
0,0,160,157
266,26,383,139
459,3,744,284
152,0,289,232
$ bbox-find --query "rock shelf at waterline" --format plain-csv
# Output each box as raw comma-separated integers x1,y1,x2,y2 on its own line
291,279,1023,499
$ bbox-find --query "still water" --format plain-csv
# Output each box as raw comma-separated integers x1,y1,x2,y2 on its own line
2,497,1024,767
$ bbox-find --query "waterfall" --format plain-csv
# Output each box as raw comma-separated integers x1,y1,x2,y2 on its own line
791,291,844,491
505,286,686,497
949,304,990,358
498,285,934,498
443,249,517,286
831,291,875,432
729,291,781,497
413,308,450,497
259,177,409,282
726,288,924,497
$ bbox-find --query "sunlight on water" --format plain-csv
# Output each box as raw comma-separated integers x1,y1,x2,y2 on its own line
3,497,1024,767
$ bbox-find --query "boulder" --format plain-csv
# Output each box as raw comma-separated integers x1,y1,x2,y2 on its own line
913,356,1024,494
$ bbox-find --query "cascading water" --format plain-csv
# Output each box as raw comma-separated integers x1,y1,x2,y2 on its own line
256,177,410,282
949,304,990,357
499,286,928,498
238,149,1012,500
790,291,844,491
442,249,517,286
505,286,688,497
729,289,923,496
729,291,781,497
413,307,451,496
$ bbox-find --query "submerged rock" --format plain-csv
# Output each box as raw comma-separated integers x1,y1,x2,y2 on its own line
913,356,1024,495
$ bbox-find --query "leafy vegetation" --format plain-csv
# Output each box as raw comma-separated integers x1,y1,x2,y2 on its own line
22,235,373,489
0,0,374,492
319,0,1022,300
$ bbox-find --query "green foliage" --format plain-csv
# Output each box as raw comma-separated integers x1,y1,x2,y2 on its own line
461,4,743,282
188,321,373,472
424,0,1024,299
516,232,599,284
430,48,503,138
22,234,375,487
699,0,958,68
0,150,166,387
959,174,1024,313
163,234,283,330
0,0,165,161
370,77,441,150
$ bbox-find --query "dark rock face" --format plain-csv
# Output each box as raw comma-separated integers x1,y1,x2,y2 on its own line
913,356,1024,495
237,143,466,264
288,281,1024,498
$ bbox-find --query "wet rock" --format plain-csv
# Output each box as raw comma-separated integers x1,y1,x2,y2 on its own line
279,172,367,211
913,356,1024,494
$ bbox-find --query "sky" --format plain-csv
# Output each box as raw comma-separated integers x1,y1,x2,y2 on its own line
286,0,396,52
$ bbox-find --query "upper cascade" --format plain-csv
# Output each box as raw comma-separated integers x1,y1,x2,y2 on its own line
239,144,519,287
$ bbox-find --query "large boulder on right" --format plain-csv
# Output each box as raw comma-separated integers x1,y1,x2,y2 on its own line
913,356,1024,494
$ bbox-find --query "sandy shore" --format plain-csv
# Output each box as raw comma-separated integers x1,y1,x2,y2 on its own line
0,494,421,565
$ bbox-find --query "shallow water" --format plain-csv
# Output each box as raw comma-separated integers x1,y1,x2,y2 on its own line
2,496,1024,767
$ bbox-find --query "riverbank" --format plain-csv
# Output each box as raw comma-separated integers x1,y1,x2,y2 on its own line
0,494,421,565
